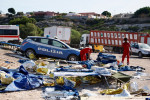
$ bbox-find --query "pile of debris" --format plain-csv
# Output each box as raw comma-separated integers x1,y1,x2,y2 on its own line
0,52,150,99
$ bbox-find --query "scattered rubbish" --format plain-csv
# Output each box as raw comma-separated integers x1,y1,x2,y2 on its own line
82,76,101,84
129,82,139,93
94,67,111,76
81,89,98,97
134,72,148,77
100,88,123,95
97,53,117,64
0,65,43,92
143,86,150,94
42,86,79,100
0,50,149,99
113,89,131,97
0,71,15,84
56,76,82,87
22,60,36,72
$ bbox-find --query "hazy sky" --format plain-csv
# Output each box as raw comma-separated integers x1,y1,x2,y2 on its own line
1,0,150,15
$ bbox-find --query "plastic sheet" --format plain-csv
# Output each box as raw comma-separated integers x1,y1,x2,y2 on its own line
36,68,49,75
82,76,101,84
0,65,43,92
42,85,79,100
113,89,131,97
56,76,82,87
97,53,117,64
129,82,139,93
100,88,123,95
22,60,36,72
0,71,15,84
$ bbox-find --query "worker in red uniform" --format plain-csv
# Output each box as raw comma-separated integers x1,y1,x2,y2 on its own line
122,38,131,65
80,47,92,61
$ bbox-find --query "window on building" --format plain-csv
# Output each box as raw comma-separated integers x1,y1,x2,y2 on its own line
101,33,103,37
118,33,121,38
122,34,124,38
112,40,114,44
104,33,106,37
126,34,128,38
111,33,113,38
105,39,107,44
130,34,133,39
98,32,100,37
91,38,94,43
95,39,97,43
114,33,117,38
94,32,97,37
107,33,110,37
91,32,93,36
119,40,122,45
98,39,100,43
101,39,103,43
134,34,137,40
108,39,110,44
115,40,118,45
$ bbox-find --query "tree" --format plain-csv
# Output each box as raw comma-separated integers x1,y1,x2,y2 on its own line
71,29,81,44
101,11,111,17
8,8,16,15
9,16,36,25
16,12,24,16
134,7,150,18
20,23,43,39
127,26,139,32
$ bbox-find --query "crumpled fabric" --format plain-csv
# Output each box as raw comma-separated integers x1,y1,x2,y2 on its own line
0,71,15,85
97,53,117,64
22,60,36,72
100,88,123,95
42,85,79,99
36,68,48,75
78,60,95,69
0,65,43,92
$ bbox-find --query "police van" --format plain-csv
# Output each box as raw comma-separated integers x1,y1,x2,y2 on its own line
131,43,150,58
20,36,80,61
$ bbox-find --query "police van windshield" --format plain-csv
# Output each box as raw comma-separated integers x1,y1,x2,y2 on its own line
139,43,150,49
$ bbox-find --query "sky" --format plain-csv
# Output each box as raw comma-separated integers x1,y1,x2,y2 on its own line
0,0,150,15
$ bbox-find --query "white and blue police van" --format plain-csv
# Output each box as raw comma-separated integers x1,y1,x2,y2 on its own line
20,36,80,61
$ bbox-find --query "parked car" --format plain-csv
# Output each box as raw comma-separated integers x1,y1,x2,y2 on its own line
20,36,80,61
131,43,150,58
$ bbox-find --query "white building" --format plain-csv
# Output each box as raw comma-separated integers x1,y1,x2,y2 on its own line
113,13,133,19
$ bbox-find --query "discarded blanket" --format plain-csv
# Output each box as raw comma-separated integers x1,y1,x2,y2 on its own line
0,65,43,92
56,68,93,72
97,53,117,64
42,85,79,100
109,66,145,71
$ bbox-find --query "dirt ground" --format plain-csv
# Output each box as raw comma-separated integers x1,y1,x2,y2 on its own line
0,48,150,100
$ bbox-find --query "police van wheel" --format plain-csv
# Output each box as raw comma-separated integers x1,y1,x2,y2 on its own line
68,55,79,61
25,49,36,58
138,52,143,58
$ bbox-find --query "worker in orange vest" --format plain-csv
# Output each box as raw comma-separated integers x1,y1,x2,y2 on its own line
80,47,92,61
122,38,131,65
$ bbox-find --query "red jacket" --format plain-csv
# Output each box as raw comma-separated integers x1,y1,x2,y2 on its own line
122,42,130,53
80,47,92,61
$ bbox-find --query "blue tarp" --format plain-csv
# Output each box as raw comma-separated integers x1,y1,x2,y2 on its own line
42,85,79,99
109,66,145,71
0,41,21,48
56,68,93,72
97,53,117,64
0,65,43,92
